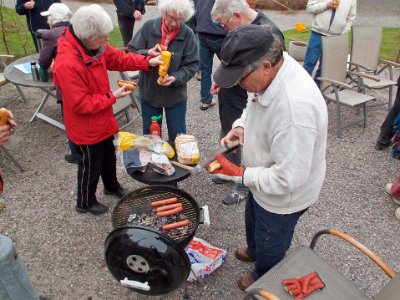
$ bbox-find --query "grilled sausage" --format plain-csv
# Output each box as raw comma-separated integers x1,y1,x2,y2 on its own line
155,203,183,213
151,197,178,207
162,220,190,231
156,206,183,217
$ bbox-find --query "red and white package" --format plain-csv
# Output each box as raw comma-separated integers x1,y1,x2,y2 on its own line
185,237,226,281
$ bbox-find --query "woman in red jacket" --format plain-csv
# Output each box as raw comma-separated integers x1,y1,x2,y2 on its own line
53,4,162,216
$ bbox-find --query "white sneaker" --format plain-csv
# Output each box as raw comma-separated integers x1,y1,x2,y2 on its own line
395,207,400,220
385,183,400,205
200,98,216,110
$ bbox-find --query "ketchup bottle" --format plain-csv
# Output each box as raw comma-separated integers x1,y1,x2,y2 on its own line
149,115,161,137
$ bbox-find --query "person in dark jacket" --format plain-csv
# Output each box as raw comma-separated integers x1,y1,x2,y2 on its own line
53,4,162,216
196,0,226,110
39,3,81,164
15,0,60,52
208,0,285,205
128,0,199,143
114,0,145,47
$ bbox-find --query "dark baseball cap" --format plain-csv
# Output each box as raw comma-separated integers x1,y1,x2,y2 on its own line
214,24,275,88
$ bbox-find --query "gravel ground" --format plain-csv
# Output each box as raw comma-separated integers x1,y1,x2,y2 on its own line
1,1,400,299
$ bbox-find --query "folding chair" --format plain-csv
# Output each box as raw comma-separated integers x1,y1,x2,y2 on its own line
318,34,376,138
349,26,400,110
0,55,26,107
107,71,141,130
0,146,24,172
245,229,398,300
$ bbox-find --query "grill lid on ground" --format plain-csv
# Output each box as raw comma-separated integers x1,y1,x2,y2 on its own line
104,225,191,296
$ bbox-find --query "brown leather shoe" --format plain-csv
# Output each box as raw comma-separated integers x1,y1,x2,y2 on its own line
235,247,255,262
238,272,256,290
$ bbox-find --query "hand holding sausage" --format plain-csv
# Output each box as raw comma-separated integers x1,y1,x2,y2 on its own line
117,80,138,91
206,154,244,184
157,75,175,86
113,85,132,99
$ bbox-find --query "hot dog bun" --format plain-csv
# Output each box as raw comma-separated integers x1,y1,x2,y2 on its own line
206,161,221,173
0,108,10,126
117,80,138,91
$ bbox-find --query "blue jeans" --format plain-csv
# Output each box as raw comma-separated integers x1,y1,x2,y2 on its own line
141,101,187,143
303,31,324,86
198,33,225,104
245,192,307,280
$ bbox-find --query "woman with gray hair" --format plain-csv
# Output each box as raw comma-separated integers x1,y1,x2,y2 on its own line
53,4,162,216
128,0,199,143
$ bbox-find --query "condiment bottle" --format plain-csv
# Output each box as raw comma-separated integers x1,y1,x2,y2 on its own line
149,115,161,137
30,61,40,81
158,51,172,77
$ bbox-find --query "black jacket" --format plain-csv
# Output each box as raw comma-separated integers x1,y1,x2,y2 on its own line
38,22,70,70
15,0,60,32
113,0,145,19
253,10,286,50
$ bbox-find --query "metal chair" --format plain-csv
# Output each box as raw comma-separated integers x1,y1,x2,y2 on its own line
0,54,26,107
318,34,376,138
245,229,398,300
349,26,400,110
108,71,141,130
0,146,24,172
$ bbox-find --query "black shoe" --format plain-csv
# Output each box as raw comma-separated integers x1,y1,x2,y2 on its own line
375,142,390,151
75,202,108,215
104,187,129,198
212,175,228,184
65,154,81,164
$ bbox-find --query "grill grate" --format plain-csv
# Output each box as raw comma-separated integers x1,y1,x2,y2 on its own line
113,191,197,243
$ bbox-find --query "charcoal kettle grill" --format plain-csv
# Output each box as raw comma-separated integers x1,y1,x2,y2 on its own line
104,185,210,296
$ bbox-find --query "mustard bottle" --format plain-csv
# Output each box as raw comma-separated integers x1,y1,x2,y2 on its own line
158,50,172,77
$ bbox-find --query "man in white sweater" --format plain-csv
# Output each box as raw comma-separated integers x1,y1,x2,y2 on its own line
303,0,357,85
209,25,328,290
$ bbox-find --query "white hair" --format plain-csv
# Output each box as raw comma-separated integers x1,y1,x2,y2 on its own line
70,4,113,41
211,0,249,23
158,0,195,22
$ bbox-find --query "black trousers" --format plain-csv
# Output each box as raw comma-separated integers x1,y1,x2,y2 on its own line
118,16,136,47
75,135,121,208
218,84,248,166
377,76,400,145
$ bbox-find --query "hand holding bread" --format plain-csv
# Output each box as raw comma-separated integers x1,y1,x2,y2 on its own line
0,108,17,146
117,80,138,91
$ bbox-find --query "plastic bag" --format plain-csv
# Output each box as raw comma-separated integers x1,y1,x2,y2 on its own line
185,237,226,281
175,134,200,165
121,148,150,174
116,131,136,151
148,152,175,176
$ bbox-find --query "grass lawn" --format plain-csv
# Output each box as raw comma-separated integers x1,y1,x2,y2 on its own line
1,6,399,61
283,27,400,61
